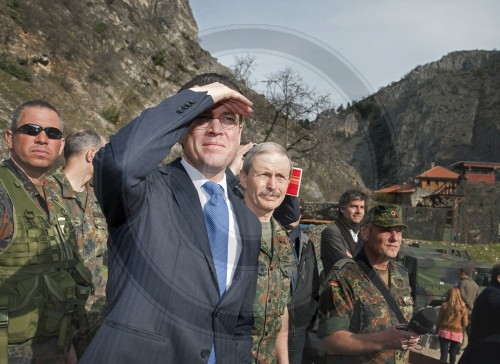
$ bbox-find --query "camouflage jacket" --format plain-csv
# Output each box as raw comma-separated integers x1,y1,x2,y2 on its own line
48,168,108,354
252,218,294,364
318,257,413,364
0,159,67,249
0,159,82,361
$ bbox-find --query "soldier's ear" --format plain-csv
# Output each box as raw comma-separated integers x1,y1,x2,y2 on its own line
86,148,96,163
5,130,13,150
58,138,65,157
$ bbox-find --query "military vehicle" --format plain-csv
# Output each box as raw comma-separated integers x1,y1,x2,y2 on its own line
399,246,492,311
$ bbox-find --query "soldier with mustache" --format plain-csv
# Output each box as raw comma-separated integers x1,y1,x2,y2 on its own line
239,142,295,364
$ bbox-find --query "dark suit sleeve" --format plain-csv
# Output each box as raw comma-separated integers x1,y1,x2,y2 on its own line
93,89,215,225
320,224,348,276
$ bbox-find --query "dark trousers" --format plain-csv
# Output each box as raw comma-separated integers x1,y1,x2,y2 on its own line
439,336,461,364
289,329,307,364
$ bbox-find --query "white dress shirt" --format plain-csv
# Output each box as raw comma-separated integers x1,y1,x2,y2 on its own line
181,158,242,290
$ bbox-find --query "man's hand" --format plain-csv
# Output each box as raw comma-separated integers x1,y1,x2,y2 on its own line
323,326,420,356
381,326,420,351
228,142,254,176
190,82,253,116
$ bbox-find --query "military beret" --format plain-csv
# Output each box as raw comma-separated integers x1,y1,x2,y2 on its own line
365,204,407,229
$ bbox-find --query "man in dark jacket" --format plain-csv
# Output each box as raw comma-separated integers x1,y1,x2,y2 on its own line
274,195,321,364
459,264,500,363
458,267,480,336
321,189,368,276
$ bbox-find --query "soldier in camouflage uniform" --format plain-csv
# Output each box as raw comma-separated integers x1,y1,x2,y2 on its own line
318,204,419,364
239,142,295,364
0,100,92,363
48,129,108,357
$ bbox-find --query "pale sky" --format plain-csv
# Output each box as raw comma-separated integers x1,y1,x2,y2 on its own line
189,0,500,106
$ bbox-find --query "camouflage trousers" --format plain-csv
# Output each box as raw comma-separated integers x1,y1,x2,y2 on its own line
74,299,107,358
8,338,69,364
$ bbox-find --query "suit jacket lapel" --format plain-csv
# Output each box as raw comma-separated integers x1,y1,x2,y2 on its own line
163,162,259,301
161,160,217,279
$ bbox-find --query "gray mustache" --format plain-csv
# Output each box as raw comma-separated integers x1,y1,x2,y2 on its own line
258,190,281,198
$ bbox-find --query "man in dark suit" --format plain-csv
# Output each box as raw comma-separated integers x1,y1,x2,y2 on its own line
81,73,262,363
273,195,322,364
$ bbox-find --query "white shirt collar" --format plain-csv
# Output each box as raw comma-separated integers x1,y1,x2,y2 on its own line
180,158,229,198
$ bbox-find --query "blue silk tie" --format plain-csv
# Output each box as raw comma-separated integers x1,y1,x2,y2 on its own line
202,181,229,364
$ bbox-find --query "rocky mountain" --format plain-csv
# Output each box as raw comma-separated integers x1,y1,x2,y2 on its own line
0,0,364,202
329,50,500,189
0,1,498,202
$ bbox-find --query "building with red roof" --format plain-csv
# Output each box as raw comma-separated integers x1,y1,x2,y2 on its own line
451,161,500,185
415,164,459,194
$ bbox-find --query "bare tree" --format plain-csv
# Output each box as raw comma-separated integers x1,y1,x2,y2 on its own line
229,54,257,88
262,67,332,150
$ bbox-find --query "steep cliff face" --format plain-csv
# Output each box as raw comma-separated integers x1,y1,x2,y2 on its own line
333,50,500,188
0,0,222,136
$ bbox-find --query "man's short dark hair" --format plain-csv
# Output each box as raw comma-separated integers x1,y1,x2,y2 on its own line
11,99,62,131
64,129,104,160
338,188,368,209
459,267,472,277
178,73,242,94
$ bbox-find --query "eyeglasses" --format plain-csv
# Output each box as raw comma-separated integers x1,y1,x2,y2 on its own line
192,114,240,129
14,124,63,140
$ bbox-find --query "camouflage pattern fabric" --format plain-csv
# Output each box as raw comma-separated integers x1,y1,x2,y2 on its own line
252,218,294,364
8,338,68,364
0,160,66,251
365,204,407,229
318,258,413,364
48,168,108,356
0,160,78,362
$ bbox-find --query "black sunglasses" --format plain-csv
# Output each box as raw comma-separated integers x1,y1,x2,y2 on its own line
14,123,63,140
